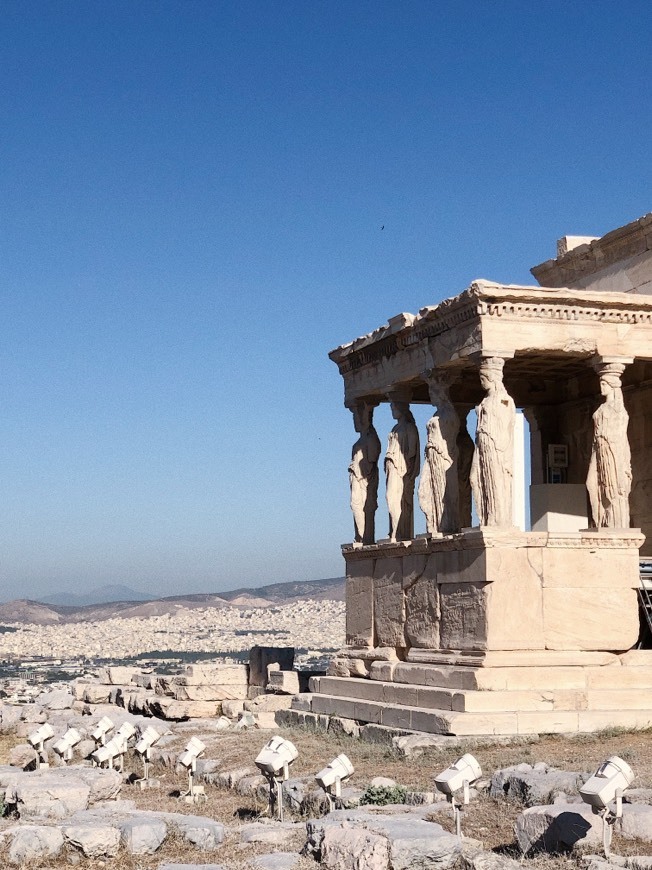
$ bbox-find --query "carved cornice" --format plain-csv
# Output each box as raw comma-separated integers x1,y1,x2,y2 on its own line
329,282,652,376
341,527,645,560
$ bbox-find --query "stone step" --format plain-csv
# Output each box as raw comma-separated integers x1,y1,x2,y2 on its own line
312,675,555,712
369,661,652,692
302,693,652,736
311,675,652,714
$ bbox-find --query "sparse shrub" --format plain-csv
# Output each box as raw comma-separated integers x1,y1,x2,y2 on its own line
359,784,407,806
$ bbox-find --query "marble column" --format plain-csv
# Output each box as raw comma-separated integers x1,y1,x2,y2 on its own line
586,356,633,529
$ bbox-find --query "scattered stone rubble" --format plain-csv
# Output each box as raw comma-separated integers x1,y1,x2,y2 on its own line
2,656,652,869
69,645,306,723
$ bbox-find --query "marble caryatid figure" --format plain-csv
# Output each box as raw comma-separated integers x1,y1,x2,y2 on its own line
385,400,420,541
348,401,381,544
470,356,515,527
418,374,460,535
586,361,632,529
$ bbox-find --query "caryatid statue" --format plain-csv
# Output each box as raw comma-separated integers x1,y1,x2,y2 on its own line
348,401,382,545
385,399,420,542
586,359,632,529
418,373,460,535
470,356,516,527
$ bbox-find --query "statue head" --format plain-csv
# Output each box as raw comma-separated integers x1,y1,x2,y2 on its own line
352,402,373,433
426,371,453,408
479,357,505,392
390,401,409,421
597,362,625,400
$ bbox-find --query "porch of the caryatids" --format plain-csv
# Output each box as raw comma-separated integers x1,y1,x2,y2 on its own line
384,393,420,542
347,399,381,545
418,371,460,535
470,355,516,527
586,356,633,529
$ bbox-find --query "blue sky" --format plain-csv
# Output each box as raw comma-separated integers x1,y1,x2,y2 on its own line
1,1,651,599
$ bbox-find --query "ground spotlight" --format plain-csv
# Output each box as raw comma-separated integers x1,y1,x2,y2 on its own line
52,728,82,764
178,736,206,804
255,736,298,821
91,716,115,749
114,722,136,749
315,753,354,810
580,756,634,858
434,753,482,838
27,723,55,769
91,735,123,770
134,726,161,786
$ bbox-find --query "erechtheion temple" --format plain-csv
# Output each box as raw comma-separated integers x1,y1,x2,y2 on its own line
299,211,652,736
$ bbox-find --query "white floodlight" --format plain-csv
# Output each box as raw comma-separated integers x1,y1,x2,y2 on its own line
179,736,205,770
579,756,634,858
91,716,115,746
27,723,55,748
91,734,123,770
434,754,482,838
114,722,136,749
91,742,114,767
52,728,82,763
178,737,206,804
27,723,55,769
255,736,299,821
316,753,354,810
255,736,298,779
134,726,161,785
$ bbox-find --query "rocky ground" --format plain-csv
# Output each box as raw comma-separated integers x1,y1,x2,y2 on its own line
1,676,652,870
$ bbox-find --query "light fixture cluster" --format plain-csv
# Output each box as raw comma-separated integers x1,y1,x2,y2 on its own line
92,722,136,771
20,720,635,860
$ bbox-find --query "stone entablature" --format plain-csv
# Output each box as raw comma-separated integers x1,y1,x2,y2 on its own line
329,282,652,406
531,212,652,292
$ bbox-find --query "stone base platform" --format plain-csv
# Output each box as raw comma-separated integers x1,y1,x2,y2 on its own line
295,650,652,736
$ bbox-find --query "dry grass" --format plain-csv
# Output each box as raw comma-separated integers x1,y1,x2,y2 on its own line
2,724,652,867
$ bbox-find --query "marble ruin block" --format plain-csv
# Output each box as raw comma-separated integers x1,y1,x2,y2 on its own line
345,558,374,647
373,557,405,648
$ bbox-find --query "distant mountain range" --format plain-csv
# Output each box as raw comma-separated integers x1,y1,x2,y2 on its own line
0,576,345,625
38,584,152,607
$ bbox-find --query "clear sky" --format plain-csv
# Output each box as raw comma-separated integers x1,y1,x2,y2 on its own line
2,0,651,600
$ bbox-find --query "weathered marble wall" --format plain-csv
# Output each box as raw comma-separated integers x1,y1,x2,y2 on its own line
344,530,642,655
